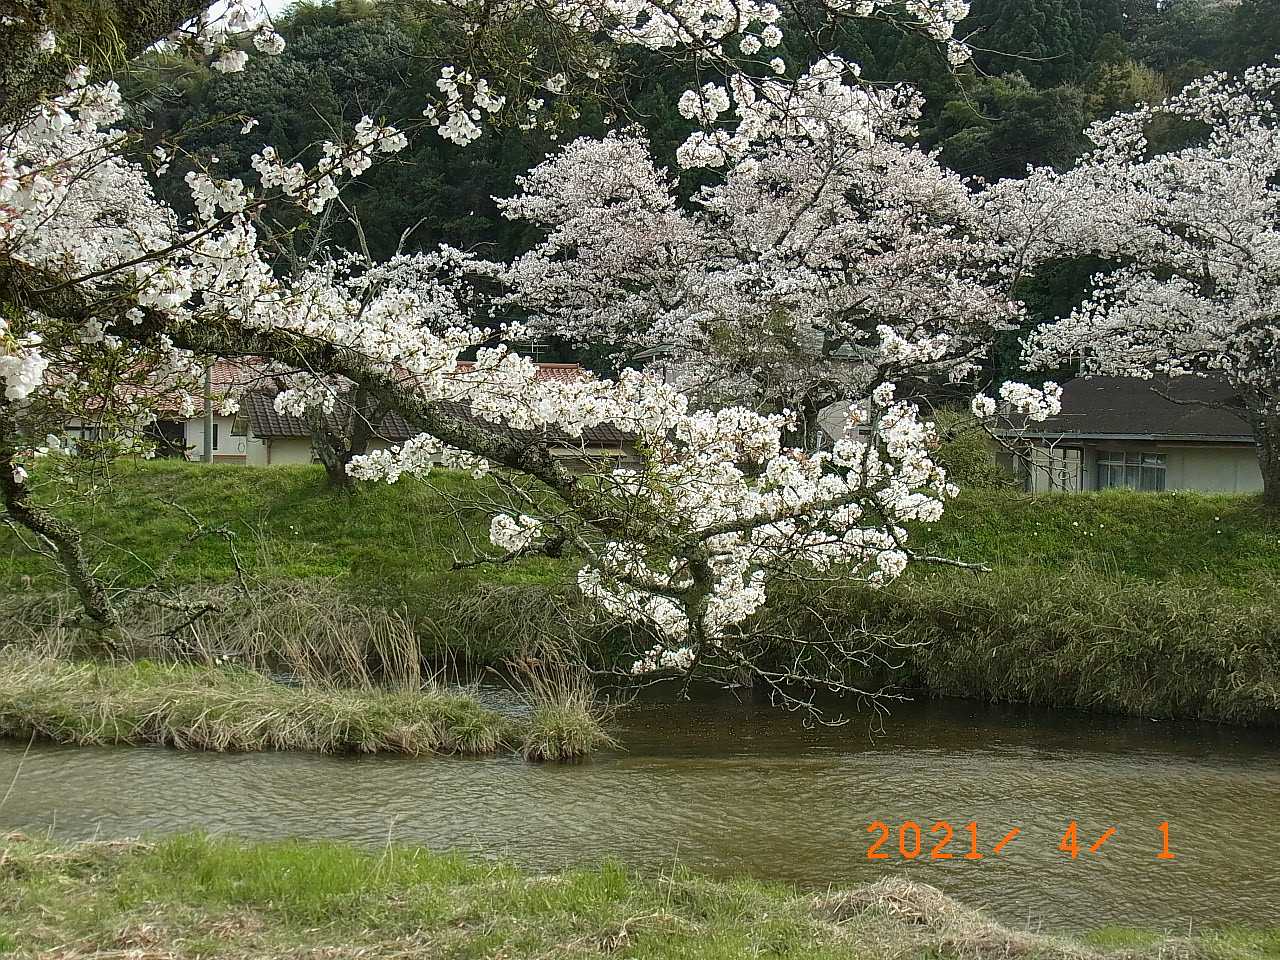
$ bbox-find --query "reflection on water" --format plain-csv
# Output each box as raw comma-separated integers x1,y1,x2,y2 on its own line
2,694,1278,929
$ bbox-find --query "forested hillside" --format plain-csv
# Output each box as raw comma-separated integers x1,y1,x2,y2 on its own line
123,0,1278,371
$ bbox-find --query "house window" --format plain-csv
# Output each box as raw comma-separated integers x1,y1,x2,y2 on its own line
65,422,101,442
1033,445,1083,492
1097,451,1167,492
231,416,247,437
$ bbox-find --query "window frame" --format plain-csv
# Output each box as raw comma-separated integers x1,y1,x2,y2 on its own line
1096,450,1167,492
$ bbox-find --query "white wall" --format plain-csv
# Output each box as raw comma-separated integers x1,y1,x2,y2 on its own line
816,400,853,447
1026,441,1261,494
1165,446,1262,493
181,415,258,460
243,436,313,465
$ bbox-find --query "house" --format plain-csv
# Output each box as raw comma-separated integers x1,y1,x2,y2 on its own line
165,358,275,462
61,358,271,459
1011,377,1262,494
238,392,638,469
155,361,638,469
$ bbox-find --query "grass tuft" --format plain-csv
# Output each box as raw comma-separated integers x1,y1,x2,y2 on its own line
521,693,616,762
0,647,513,756
509,655,616,761
816,878,1104,959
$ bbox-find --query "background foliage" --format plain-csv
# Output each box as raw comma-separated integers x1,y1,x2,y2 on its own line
124,0,1280,369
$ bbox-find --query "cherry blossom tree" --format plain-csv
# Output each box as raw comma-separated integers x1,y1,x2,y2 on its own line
501,64,1024,446
984,63,1280,505
0,0,1063,704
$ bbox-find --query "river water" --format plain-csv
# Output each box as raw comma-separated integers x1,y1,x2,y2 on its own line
2,693,1277,930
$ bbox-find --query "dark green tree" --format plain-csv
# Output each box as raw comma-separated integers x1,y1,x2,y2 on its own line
933,75,1090,179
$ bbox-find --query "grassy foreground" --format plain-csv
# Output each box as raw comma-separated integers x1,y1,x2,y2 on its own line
0,648,611,758
3,461,1280,722
1,833,1275,960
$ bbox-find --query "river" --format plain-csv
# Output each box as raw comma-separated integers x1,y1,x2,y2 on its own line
2,693,1277,930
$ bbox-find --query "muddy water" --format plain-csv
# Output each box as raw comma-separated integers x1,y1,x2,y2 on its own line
2,694,1277,929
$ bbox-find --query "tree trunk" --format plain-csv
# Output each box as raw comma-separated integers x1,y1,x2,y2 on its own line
312,427,353,489
0,401,121,634
1,0,216,127
782,394,827,452
312,387,382,490
1251,407,1280,509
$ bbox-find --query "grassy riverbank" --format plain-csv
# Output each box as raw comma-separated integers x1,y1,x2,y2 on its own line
766,493,1280,724
1,833,1274,960
3,461,1279,723
0,648,610,758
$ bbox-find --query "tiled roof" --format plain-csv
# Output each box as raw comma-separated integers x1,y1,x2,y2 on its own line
243,391,633,449
454,361,586,383
210,357,276,392
161,360,586,418
1022,376,1253,441
241,393,312,439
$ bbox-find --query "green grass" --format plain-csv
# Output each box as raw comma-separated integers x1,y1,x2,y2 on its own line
0,459,564,590
1,460,573,661
5,462,1280,723
6,463,1277,598
914,488,1280,586
2,833,1276,960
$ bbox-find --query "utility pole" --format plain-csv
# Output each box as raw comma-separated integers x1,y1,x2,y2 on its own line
202,362,214,463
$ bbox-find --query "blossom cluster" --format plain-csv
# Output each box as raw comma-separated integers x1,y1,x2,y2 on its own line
0,320,49,401
500,107,1021,429
183,1,285,75
565,392,956,654
489,513,544,552
630,643,697,675
248,117,408,215
673,58,909,169
400,0,970,150
970,382,1064,422
425,67,508,146
982,64,1280,423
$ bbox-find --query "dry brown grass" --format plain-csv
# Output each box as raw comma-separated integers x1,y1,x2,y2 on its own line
0,647,511,755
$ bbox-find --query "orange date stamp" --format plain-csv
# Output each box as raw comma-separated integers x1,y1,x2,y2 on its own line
864,820,1177,861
